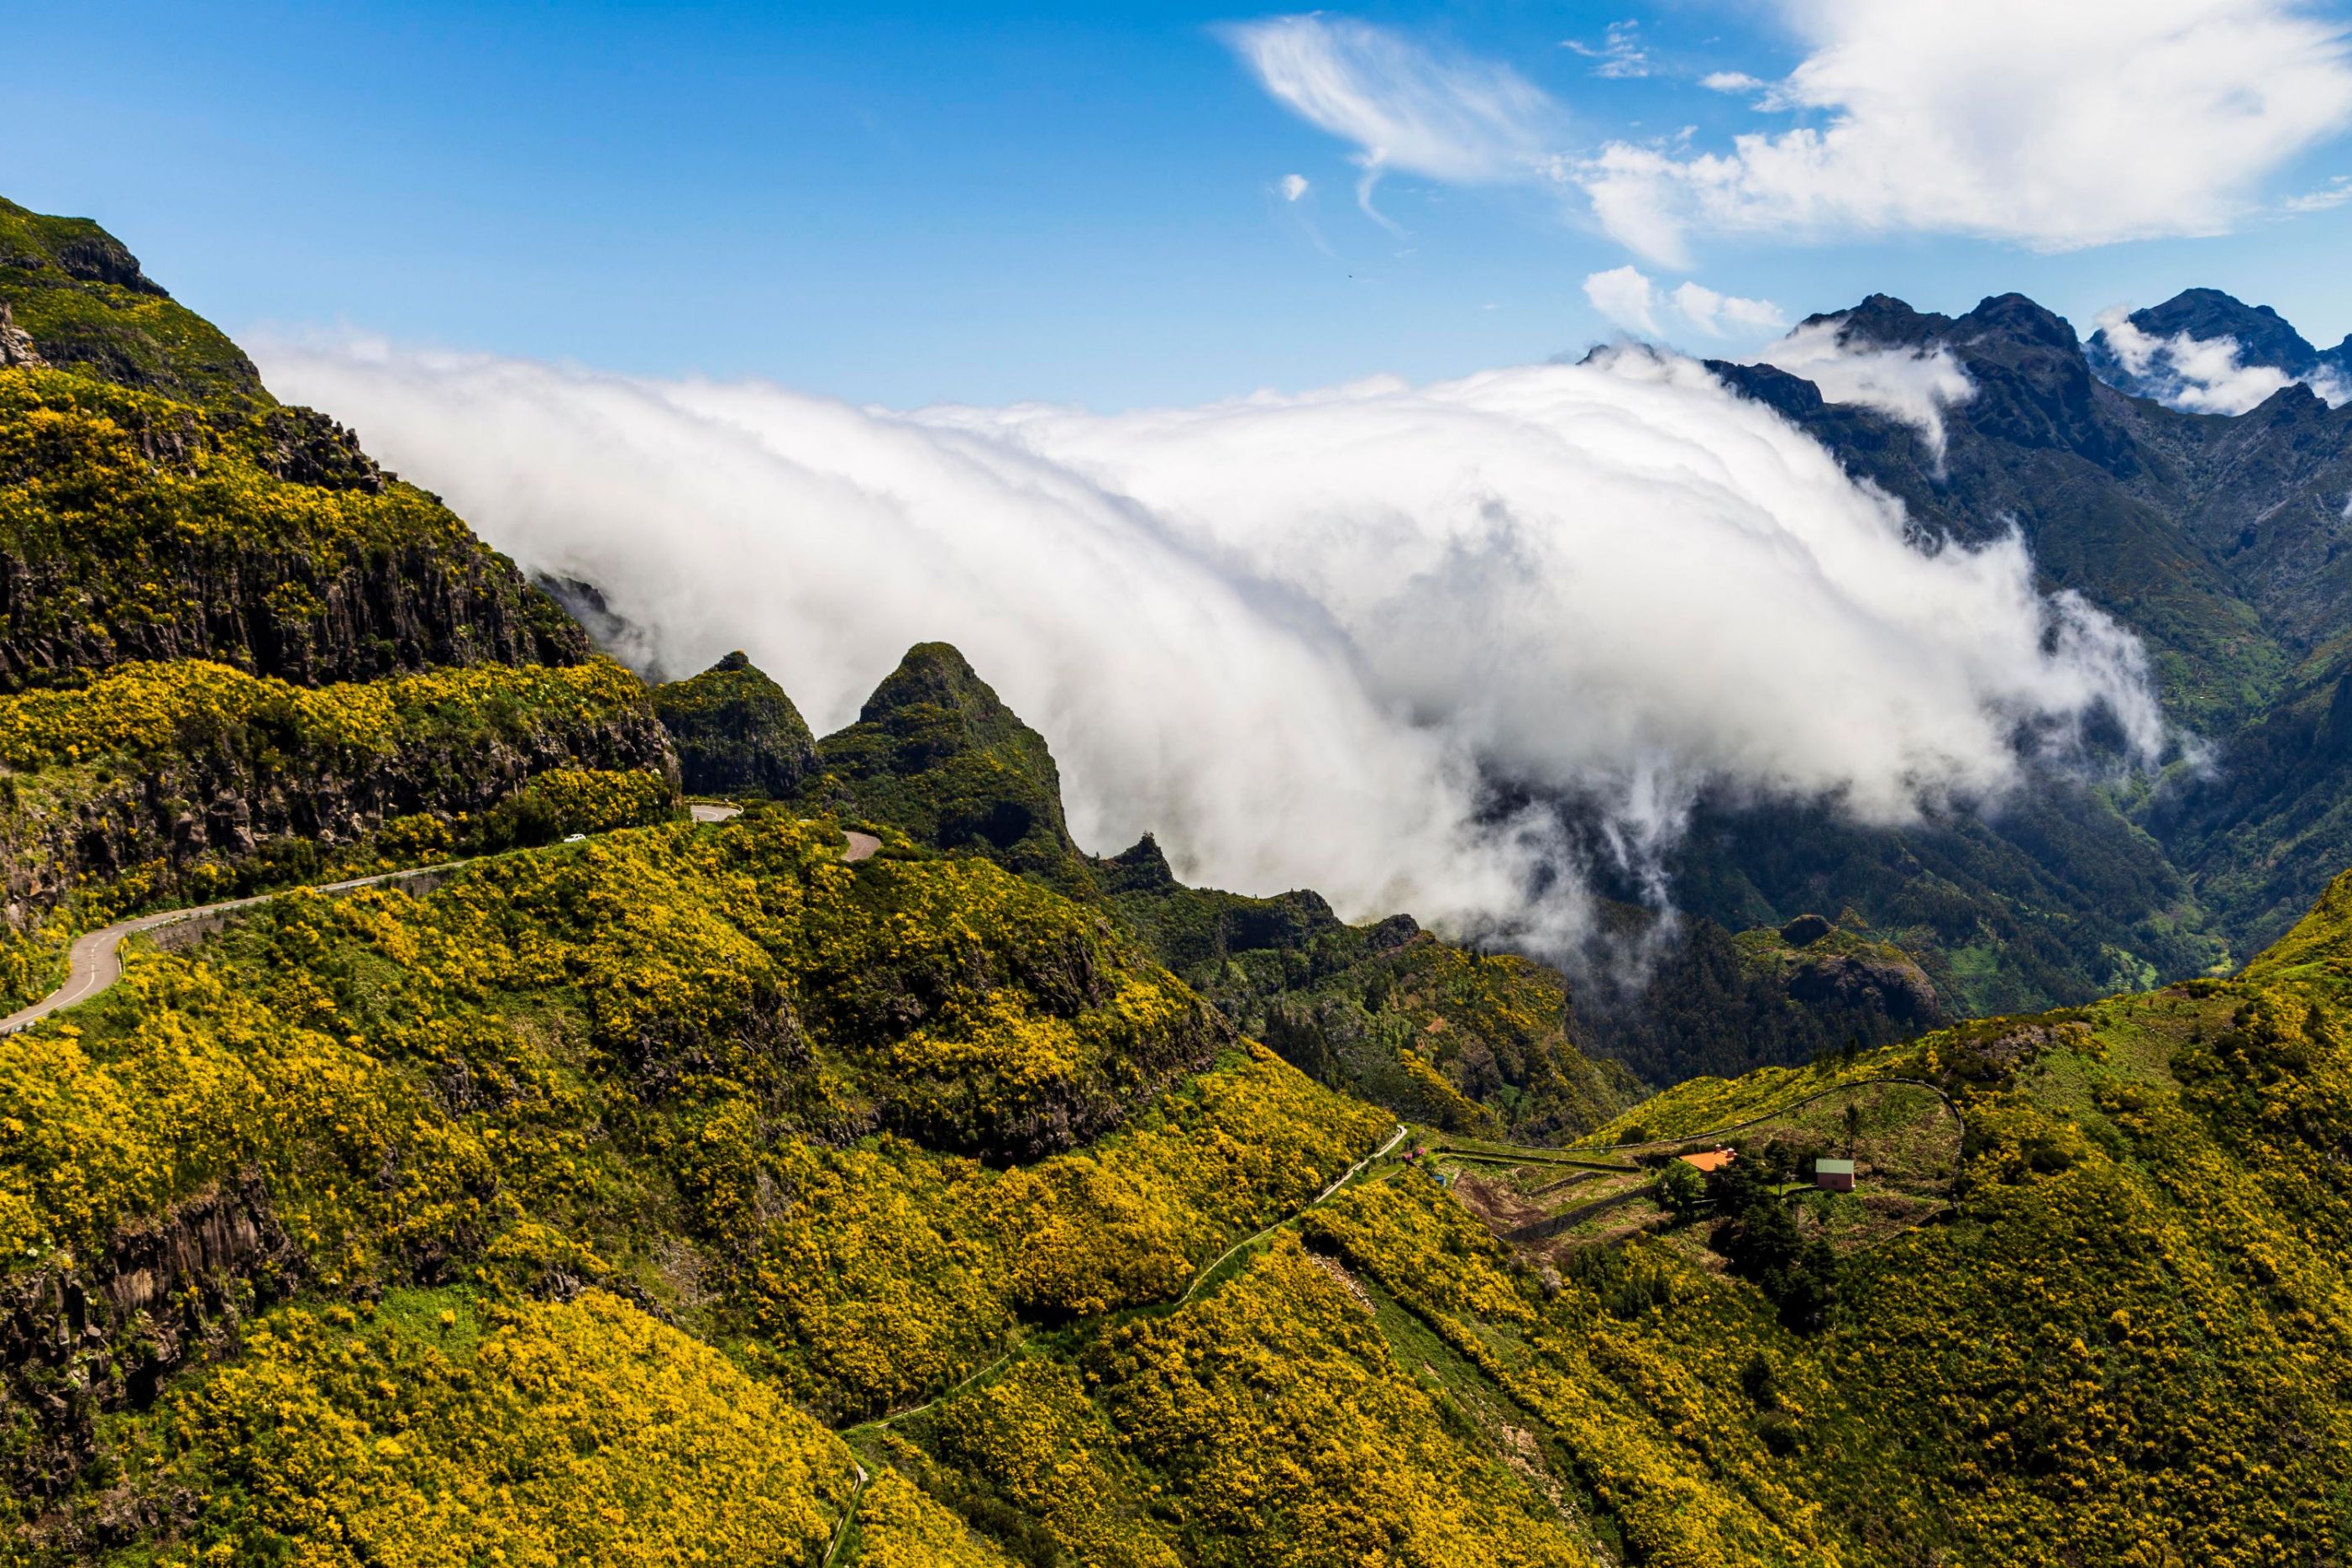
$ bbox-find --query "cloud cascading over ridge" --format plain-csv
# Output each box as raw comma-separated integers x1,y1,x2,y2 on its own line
260,338,2165,947
1585,0,2352,265
2092,308,2352,412
1751,320,1979,466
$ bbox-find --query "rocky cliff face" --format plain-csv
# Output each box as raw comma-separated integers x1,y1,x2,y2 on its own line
0,370,591,692
0,535,590,691
0,695,675,934
0,1174,302,1503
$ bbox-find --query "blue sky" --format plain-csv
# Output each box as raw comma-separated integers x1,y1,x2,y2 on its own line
7,0,2352,408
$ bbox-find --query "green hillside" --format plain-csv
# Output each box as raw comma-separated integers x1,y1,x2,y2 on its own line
0,198,676,1019
16,194,2352,1565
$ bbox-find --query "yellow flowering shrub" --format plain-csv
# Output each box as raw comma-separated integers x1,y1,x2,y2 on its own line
0,656,650,772
139,1287,857,1566
848,1468,1021,1568
0,809,1393,1490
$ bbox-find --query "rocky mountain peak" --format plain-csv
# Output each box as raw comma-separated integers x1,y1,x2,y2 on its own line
1954,292,2081,354
1801,292,1951,349
861,641,1012,728
2127,288,2319,372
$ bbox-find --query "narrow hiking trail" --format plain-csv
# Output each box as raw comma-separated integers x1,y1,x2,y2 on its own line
848,1121,1410,1436
825,1119,1410,1555
0,806,876,1036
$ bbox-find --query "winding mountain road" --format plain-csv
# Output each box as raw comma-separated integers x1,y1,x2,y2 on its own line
0,806,877,1036
691,802,881,863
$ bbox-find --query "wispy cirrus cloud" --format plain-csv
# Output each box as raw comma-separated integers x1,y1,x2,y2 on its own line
1223,14,1563,225
1565,19,1651,80
1231,3,2352,266
2285,173,2352,212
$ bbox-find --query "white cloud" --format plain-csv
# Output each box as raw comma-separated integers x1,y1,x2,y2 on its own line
1700,71,1766,93
1672,281,1787,337
1751,320,1978,467
260,338,2160,952
1583,265,1662,335
1585,265,1786,341
1223,15,1562,223
2093,307,2351,412
1583,0,2352,265
1566,20,1651,80
1279,172,1310,202
2285,173,2352,210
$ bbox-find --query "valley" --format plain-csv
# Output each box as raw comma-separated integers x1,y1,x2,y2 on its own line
7,188,2352,1565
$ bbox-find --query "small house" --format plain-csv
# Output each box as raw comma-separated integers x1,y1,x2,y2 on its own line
1678,1148,1736,1174
1814,1158,1856,1193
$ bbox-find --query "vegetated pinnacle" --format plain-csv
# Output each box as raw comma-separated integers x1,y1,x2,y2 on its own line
652,649,819,798
860,641,1011,726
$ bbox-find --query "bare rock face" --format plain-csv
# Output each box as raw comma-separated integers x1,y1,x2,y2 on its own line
0,1175,302,1501
0,300,39,368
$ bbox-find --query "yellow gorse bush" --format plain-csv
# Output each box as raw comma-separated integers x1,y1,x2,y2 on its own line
0,657,648,774
149,1287,857,1567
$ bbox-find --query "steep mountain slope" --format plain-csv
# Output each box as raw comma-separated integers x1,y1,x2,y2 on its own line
0,197,266,406
11,193,2352,1565
654,648,820,798
1640,287,2352,1082
0,197,675,1011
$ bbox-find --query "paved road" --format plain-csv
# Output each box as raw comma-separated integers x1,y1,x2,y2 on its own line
0,805,879,1036
0,861,466,1036
690,802,880,863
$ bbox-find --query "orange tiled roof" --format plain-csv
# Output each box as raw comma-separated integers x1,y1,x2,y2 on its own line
1677,1148,1736,1172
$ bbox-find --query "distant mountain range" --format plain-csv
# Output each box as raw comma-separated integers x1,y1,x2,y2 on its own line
2087,286,2352,403
1530,286,2352,1081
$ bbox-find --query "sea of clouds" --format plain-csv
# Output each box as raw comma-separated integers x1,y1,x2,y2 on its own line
260,339,2164,949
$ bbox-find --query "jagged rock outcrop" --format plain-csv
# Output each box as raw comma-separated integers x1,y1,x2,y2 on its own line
0,300,39,368
0,695,675,931
654,650,820,798
0,1175,302,1499
1784,949,1943,1028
